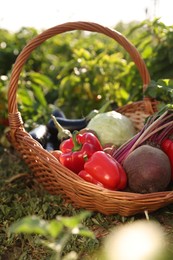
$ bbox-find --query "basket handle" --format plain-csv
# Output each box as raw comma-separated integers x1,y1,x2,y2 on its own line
8,21,151,117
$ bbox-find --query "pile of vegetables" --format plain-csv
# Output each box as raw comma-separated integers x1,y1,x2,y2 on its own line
29,105,173,194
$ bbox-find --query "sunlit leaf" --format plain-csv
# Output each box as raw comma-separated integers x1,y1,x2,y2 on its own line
29,72,54,90
9,215,49,236
30,84,47,107
18,89,34,106
47,220,63,238
58,211,92,229
76,227,95,239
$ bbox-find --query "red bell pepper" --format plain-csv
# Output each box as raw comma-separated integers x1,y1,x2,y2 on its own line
161,138,173,180
59,131,103,173
78,151,127,190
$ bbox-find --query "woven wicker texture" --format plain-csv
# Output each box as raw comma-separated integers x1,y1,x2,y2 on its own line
7,21,173,216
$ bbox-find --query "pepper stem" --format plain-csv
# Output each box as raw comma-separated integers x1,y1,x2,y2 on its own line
72,130,82,151
83,154,88,161
51,115,72,141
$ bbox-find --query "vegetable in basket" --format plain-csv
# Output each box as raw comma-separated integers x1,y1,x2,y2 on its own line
123,144,171,193
86,111,136,147
45,113,72,151
47,101,111,135
50,115,72,141
29,124,48,147
78,151,127,190
59,130,103,173
161,138,173,180
51,107,66,119
110,105,173,193
48,116,90,134
112,105,173,164
44,133,60,151
28,107,66,149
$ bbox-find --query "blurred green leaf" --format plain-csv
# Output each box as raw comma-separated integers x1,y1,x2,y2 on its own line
18,89,34,106
29,72,54,90
9,215,48,236
30,84,47,107
47,220,63,239
58,211,92,229
76,227,95,239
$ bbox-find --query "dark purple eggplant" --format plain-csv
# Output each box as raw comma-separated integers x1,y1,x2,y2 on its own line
47,101,112,136
44,133,60,151
29,125,48,146
47,117,88,135
52,108,66,118
45,115,72,151
47,109,100,136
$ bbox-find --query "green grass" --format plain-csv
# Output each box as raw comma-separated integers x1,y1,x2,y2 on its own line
1,147,173,260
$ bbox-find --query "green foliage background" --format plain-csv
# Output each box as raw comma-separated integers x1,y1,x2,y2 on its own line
0,18,173,133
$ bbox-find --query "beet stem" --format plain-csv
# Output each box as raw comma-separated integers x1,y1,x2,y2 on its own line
112,109,173,163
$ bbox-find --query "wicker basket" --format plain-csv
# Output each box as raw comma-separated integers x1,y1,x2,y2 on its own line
7,21,173,216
